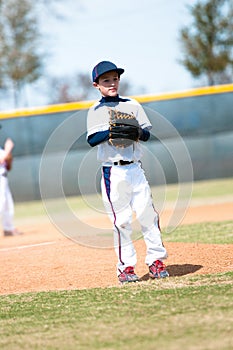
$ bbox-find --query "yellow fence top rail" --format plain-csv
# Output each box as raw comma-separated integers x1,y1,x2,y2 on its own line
0,83,233,120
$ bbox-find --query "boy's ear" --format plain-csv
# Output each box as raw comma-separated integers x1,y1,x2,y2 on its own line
93,82,98,88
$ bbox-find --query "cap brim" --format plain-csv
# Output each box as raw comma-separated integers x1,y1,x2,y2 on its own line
95,68,124,82
116,68,124,75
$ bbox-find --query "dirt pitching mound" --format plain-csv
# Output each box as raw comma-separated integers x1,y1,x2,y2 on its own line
0,202,232,295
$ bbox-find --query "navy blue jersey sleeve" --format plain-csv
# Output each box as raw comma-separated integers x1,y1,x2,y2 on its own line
139,128,150,142
87,130,110,147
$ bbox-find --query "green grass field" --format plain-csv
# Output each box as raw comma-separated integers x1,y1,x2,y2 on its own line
163,220,233,244
0,272,232,350
1,178,233,350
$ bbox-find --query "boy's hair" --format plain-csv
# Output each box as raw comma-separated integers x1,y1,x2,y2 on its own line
95,72,120,84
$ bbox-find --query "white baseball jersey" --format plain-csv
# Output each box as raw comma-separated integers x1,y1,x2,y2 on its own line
87,97,152,163
0,147,15,231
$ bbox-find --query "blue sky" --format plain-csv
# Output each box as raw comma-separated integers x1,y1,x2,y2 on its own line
40,0,198,95
5,0,200,109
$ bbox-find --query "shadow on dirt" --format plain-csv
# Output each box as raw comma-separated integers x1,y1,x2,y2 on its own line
167,264,203,276
140,264,203,281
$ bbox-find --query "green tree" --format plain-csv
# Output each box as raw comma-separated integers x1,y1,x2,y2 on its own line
0,0,42,107
48,73,133,104
179,0,233,85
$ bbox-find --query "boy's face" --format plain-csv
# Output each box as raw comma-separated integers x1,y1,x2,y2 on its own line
93,71,120,97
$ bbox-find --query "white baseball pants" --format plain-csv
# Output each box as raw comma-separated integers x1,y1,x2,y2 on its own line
101,162,167,274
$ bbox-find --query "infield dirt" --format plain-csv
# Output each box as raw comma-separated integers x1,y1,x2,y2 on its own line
0,201,232,295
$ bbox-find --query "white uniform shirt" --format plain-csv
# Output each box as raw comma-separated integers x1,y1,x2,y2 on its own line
87,97,151,163
0,148,7,176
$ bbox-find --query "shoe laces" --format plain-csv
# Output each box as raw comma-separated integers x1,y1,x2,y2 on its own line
151,260,166,272
121,266,135,275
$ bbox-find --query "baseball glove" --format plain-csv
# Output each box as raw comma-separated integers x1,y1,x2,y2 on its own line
5,153,13,171
108,109,140,148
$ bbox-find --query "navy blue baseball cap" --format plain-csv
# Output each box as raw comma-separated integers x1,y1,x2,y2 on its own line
92,61,124,82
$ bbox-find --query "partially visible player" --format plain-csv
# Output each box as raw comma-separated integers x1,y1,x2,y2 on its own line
0,130,22,236
86,61,169,283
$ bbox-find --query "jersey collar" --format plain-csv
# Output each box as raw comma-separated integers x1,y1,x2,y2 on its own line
99,95,130,103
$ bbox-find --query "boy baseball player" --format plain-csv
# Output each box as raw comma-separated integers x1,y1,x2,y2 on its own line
0,134,21,236
86,61,169,283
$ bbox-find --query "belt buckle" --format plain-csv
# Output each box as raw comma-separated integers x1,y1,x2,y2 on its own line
113,160,124,166
113,160,133,166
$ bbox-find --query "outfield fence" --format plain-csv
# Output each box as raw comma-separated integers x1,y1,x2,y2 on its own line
0,84,233,201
